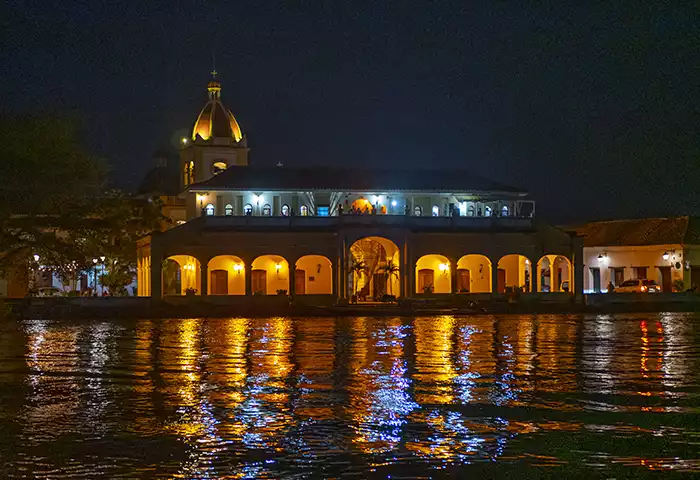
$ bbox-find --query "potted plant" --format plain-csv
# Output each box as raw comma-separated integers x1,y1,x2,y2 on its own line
276,289,288,295
253,290,265,296
422,283,433,294
185,287,197,296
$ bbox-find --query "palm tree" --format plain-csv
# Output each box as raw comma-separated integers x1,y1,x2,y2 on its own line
350,260,367,296
378,259,400,295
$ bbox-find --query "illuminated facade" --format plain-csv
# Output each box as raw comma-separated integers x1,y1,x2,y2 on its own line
137,76,583,300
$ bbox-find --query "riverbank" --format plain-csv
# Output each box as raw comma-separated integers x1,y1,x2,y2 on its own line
4,293,700,319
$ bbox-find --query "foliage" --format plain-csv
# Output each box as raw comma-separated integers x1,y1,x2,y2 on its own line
423,283,434,293
673,279,685,292
101,261,136,296
378,259,400,295
0,115,164,283
276,289,288,295
349,260,367,294
185,287,197,295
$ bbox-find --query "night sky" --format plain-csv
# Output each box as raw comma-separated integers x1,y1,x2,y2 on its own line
2,2,699,223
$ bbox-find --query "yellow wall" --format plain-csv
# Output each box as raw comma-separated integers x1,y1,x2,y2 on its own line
415,254,451,293
456,255,491,293
208,255,245,295
497,255,532,290
166,255,201,294
252,255,289,295
296,255,333,294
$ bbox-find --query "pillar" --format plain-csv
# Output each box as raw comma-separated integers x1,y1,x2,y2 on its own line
491,258,499,296
151,243,163,299
332,258,338,297
450,260,457,294
200,264,208,296
573,240,584,301
289,262,296,297
245,266,252,296
400,241,407,298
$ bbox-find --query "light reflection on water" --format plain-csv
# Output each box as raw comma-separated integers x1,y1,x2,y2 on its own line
0,314,699,477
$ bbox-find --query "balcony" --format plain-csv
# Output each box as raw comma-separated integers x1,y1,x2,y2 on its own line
195,214,534,231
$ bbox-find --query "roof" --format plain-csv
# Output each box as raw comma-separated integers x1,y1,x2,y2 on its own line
191,81,243,142
575,216,700,247
136,165,180,196
188,166,527,194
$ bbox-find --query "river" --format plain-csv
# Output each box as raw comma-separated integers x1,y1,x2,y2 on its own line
0,314,698,478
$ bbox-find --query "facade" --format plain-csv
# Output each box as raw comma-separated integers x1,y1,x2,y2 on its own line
577,217,700,293
137,76,583,301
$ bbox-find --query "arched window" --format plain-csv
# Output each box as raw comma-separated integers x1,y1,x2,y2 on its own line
431,205,439,217
205,203,215,216
413,205,422,216
212,161,227,175
225,204,233,216
243,204,253,216
183,164,189,186
262,204,272,216
501,205,509,217
300,205,309,216
467,205,475,217
188,161,195,184
485,205,493,217
281,204,289,216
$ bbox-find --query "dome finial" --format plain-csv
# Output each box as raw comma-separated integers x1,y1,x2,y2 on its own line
207,54,221,100
211,53,218,80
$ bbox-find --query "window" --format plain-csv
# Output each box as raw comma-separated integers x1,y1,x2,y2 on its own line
485,206,492,217
635,267,648,279
281,204,289,216
212,161,227,174
300,205,309,216
225,204,233,216
414,205,422,216
431,205,439,217
243,203,253,216
188,161,195,184
459,202,467,216
501,205,509,216
610,267,624,286
262,204,272,216
467,205,475,217
317,206,329,217
205,203,215,216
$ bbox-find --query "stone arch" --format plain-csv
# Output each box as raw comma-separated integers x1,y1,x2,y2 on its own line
251,254,289,295
537,255,572,292
456,254,492,293
415,254,451,294
496,254,534,293
163,255,200,295
349,236,400,301
207,255,245,295
295,255,333,294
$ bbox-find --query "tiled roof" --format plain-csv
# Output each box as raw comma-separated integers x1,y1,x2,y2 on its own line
188,166,526,194
575,216,700,247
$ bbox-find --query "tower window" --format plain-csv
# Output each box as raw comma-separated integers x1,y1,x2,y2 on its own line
413,205,422,216
431,205,439,217
243,204,253,216
485,206,492,217
212,161,227,174
225,204,233,216
300,205,309,216
262,204,272,216
467,205,475,217
281,204,290,216
205,203,215,216
501,205,509,217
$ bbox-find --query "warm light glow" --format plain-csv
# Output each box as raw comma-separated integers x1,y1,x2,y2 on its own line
92,258,98,264
33,254,40,262
99,256,105,262
181,137,188,145
275,263,282,272
438,263,449,272
662,252,670,261
525,259,530,265
233,263,243,273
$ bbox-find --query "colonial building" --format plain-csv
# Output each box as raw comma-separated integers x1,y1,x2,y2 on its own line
136,76,583,301
577,217,700,293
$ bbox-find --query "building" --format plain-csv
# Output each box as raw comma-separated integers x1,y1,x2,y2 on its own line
577,217,700,293
136,75,583,301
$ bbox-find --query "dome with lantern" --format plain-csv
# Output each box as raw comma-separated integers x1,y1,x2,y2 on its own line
191,74,244,143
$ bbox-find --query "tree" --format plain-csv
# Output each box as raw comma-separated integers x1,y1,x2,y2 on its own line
378,259,400,295
349,261,367,295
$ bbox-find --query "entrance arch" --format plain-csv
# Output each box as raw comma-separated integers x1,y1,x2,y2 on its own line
163,255,200,295
207,255,245,295
251,255,289,295
295,255,333,294
456,254,492,293
537,255,572,292
349,236,400,301
415,254,451,294
497,254,534,293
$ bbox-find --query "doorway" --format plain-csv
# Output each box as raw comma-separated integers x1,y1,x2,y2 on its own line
658,266,672,292
210,270,228,295
418,269,434,293
456,268,470,293
590,267,601,293
295,269,306,295
497,268,506,293
251,269,267,294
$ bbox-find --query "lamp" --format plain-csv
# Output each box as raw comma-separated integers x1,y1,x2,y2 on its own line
662,251,670,261
181,137,188,145
438,262,449,273
33,254,40,262
233,264,243,274
100,256,105,262
598,253,607,263
275,263,281,272
391,200,397,207
93,258,98,264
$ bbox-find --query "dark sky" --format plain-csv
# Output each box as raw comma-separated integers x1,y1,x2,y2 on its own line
2,2,699,223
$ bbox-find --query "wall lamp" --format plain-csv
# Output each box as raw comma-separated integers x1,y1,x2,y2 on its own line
233,264,243,274
597,253,607,263
662,251,670,261
438,262,449,273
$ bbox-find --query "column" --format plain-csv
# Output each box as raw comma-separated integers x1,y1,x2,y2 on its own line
200,264,208,296
289,262,296,297
245,266,252,296
573,240,584,301
450,260,457,294
491,258,499,296
332,259,338,297
150,242,163,299
399,241,407,298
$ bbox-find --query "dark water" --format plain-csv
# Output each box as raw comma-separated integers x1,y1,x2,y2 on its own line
0,314,699,478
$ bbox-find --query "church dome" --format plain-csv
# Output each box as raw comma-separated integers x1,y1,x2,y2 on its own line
191,79,243,142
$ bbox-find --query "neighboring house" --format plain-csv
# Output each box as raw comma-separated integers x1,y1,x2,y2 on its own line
576,217,700,293
135,151,187,228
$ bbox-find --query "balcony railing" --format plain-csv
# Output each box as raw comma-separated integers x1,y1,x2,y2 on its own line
195,214,534,230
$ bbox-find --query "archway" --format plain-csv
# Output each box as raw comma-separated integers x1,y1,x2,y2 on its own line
349,237,400,301
251,255,289,295
163,255,200,295
350,197,374,214
497,255,534,293
415,254,451,294
207,255,245,295
295,255,333,294
456,254,492,293
537,255,572,292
